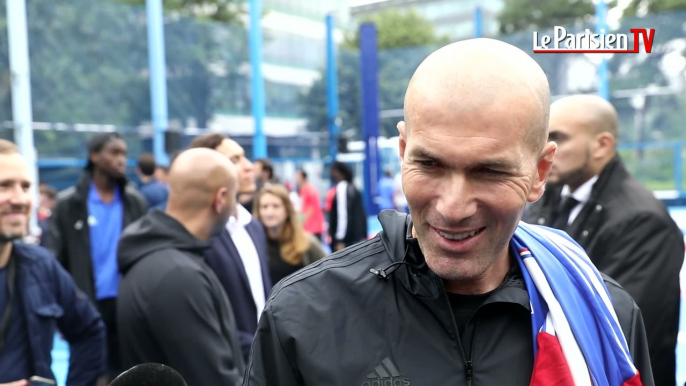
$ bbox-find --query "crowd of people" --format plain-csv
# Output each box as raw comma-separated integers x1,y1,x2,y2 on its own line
0,37,683,386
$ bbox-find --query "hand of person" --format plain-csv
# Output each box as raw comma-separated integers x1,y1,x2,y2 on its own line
95,375,109,386
334,242,345,252
0,380,29,386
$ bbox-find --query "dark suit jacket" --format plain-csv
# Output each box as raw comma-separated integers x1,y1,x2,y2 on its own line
525,156,684,386
205,217,272,360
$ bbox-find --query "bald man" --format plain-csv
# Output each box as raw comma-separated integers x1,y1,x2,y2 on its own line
525,95,683,386
244,40,653,386
117,149,245,386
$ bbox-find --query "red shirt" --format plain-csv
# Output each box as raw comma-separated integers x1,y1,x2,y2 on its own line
300,183,325,234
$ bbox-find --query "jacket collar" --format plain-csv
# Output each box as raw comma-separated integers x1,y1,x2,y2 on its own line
377,210,530,310
75,171,129,200
588,155,628,204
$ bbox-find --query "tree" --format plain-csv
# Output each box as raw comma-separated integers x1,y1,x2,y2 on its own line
299,9,448,141
113,0,246,24
498,0,595,34
498,0,686,34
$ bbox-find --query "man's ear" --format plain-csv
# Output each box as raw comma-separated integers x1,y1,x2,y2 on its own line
593,132,616,160
214,187,228,214
527,141,557,203
398,121,407,161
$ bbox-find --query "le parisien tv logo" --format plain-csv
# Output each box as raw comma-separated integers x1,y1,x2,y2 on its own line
533,26,655,53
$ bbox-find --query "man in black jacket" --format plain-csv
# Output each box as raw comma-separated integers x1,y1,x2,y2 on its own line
47,133,146,379
117,148,245,386
329,161,368,251
244,39,654,385
524,95,684,386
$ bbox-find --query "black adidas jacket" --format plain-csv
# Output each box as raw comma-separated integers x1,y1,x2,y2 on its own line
244,210,654,386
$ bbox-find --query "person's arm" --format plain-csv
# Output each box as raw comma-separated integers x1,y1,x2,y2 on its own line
243,302,302,386
148,267,244,386
46,199,67,266
594,211,682,384
626,303,654,386
51,258,106,386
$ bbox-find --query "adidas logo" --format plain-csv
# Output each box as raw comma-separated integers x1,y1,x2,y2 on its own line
362,357,410,386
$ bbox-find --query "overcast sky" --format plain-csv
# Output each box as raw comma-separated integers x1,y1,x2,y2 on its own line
348,0,384,6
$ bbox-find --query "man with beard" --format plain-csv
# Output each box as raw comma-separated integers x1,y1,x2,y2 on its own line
243,40,653,386
117,148,245,386
524,95,684,386
188,133,271,360
47,132,146,379
0,140,106,386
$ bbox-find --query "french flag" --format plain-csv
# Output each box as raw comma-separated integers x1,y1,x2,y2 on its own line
513,224,643,386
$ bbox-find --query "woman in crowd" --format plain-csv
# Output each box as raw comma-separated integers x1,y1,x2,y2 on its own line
254,184,326,283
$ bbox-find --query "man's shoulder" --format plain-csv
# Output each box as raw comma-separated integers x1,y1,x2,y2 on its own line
267,237,388,306
14,243,57,265
601,273,640,325
55,186,78,205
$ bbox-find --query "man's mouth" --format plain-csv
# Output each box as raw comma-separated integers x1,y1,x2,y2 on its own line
436,227,485,241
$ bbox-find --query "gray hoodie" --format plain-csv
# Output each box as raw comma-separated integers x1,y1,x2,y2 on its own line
117,210,245,386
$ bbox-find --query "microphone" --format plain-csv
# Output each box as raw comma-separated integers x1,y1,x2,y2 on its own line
108,363,187,386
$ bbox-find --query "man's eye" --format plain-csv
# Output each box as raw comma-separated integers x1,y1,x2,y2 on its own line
418,160,436,168
484,169,507,176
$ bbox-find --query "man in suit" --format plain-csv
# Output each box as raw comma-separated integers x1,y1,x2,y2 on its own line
187,133,272,360
524,95,684,386
329,161,367,251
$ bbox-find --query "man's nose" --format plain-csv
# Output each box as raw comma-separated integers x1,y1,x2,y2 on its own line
244,158,254,171
435,173,477,222
9,186,31,207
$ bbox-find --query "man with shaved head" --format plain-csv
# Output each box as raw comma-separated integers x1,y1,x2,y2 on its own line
244,40,653,386
526,95,683,386
117,148,245,386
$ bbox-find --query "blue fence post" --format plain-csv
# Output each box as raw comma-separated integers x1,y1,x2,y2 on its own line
595,0,609,100
250,0,267,159
146,0,169,166
474,7,483,38
326,14,339,163
359,23,381,216
674,144,683,192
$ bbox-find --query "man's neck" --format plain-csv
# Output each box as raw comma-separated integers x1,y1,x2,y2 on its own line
166,209,210,241
92,169,116,193
0,242,12,269
443,254,511,295
139,175,153,184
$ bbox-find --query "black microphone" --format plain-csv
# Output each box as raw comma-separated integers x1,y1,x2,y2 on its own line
108,363,187,386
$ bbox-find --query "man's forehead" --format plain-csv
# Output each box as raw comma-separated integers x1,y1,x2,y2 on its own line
0,154,31,181
219,139,244,156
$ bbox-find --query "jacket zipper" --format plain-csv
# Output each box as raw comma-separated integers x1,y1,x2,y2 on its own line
440,289,474,386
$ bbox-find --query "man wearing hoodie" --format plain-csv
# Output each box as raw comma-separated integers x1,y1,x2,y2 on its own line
47,132,147,379
117,148,245,386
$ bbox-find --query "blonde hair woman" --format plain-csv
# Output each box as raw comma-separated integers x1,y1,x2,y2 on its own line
254,184,326,283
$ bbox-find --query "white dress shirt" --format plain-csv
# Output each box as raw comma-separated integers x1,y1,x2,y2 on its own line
560,175,599,225
226,204,266,321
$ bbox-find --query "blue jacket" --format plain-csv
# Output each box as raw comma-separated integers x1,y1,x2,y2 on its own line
204,218,271,360
13,242,106,385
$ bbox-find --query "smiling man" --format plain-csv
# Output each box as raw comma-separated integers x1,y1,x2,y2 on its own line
0,140,105,386
47,132,146,380
243,39,654,386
